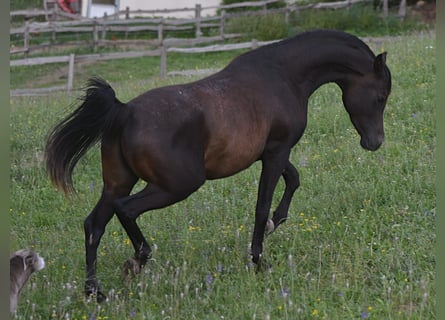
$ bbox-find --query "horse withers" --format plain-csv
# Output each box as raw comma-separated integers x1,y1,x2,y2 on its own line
45,29,391,301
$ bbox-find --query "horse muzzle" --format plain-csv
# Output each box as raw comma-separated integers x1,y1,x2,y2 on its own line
360,135,384,151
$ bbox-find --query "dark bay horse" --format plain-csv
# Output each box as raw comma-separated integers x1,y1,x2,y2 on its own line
45,29,391,301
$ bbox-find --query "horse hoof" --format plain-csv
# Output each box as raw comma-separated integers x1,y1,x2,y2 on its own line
265,219,275,235
85,288,107,303
122,257,143,279
250,254,273,273
258,258,273,272
96,291,107,303
252,253,260,264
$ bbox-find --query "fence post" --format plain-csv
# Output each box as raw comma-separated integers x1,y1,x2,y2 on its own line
160,46,167,78
67,53,75,91
195,4,202,38
382,0,388,17
398,0,406,19
50,22,57,43
251,39,258,50
220,10,226,39
284,4,290,26
92,17,98,52
24,21,30,58
158,19,164,45
102,12,108,40
125,6,130,19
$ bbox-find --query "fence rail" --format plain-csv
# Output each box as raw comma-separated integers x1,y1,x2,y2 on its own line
10,37,278,96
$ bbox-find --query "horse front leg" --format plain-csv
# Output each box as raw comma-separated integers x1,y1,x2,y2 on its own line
251,151,290,265
113,178,205,278
266,160,300,235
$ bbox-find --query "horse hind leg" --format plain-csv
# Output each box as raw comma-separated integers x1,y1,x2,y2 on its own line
84,183,136,302
266,160,300,235
84,140,138,302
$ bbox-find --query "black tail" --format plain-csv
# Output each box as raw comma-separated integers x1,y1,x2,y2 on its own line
45,77,128,195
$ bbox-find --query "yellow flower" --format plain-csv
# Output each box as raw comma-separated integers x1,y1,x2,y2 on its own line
311,309,319,316
188,225,202,232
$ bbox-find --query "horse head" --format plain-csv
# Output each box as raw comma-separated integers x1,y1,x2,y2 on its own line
342,52,392,151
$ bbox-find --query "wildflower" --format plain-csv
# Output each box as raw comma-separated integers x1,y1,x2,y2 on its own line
188,225,202,232
360,311,369,318
311,309,319,316
205,273,214,285
280,287,291,298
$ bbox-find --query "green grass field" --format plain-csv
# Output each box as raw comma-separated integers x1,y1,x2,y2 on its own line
10,32,435,319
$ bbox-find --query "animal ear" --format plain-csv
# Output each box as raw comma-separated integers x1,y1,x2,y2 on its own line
374,52,387,76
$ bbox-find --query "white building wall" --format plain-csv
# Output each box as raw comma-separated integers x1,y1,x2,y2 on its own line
82,0,221,19
121,0,220,18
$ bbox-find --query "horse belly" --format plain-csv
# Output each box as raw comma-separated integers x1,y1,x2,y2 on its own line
204,136,265,179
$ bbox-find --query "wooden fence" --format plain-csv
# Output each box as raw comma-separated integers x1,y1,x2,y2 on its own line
11,0,399,96
10,0,370,56
10,37,279,96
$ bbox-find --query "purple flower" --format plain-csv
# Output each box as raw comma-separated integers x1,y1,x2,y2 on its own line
280,287,291,298
361,311,369,318
205,273,214,285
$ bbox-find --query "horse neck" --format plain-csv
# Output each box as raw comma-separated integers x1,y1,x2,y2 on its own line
280,43,374,98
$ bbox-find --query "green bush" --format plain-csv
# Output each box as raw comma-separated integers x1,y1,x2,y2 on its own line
226,13,289,40
289,4,426,36
220,0,286,13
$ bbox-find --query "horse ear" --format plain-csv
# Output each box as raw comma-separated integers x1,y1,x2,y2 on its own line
374,52,387,76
